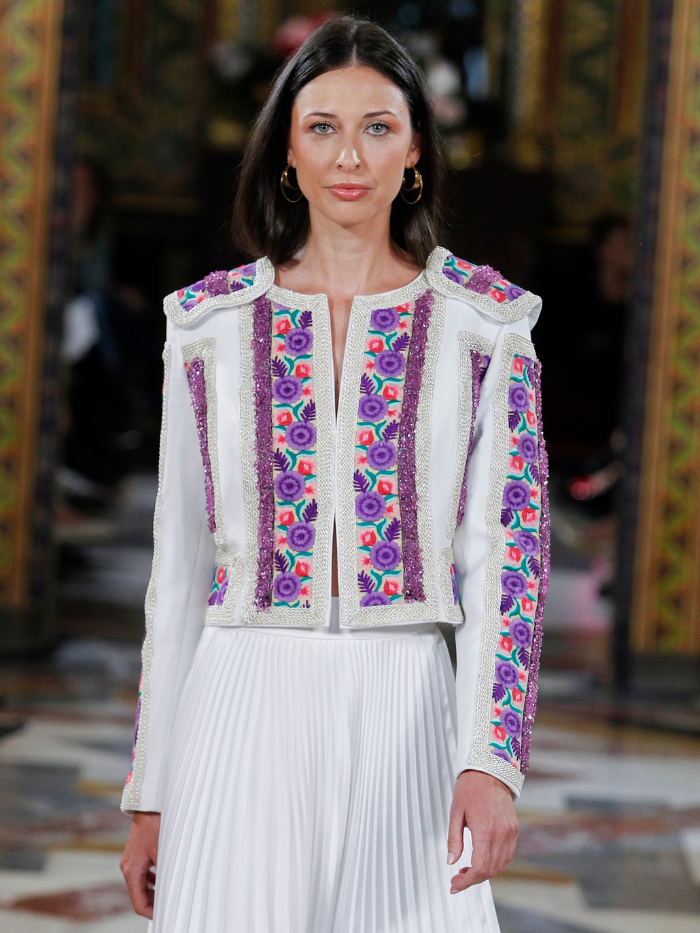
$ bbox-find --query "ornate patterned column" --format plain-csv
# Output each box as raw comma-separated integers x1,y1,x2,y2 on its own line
0,1,64,613
631,0,700,655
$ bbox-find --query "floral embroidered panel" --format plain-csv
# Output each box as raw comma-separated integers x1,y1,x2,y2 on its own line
177,262,258,313
489,353,546,770
354,291,433,606
441,254,526,305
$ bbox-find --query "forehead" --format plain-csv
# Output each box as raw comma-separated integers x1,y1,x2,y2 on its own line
293,65,409,118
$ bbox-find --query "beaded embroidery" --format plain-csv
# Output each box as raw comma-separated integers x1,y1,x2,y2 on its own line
178,262,256,312
164,257,275,327
122,344,171,809
337,278,441,626
447,332,495,539
205,549,244,624
465,332,541,793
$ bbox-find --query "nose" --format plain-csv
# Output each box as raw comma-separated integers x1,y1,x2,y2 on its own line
336,145,360,171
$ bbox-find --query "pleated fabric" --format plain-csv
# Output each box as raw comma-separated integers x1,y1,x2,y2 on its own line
150,618,501,933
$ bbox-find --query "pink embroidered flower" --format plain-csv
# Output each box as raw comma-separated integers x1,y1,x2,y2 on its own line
512,687,524,703
368,337,384,353
383,579,400,596
216,566,227,584
377,479,394,496
522,596,534,612
491,289,506,303
526,410,536,426
358,455,367,465
302,386,312,397
396,302,411,313
276,344,286,354
295,560,311,578
493,726,506,741
358,429,375,446
277,534,287,545
295,362,311,378
382,385,400,401
297,458,315,476
275,318,292,335
386,503,394,514
510,455,524,472
513,358,524,375
360,530,377,547
277,411,293,426
362,556,372,567
507,546,521,563
300,585,310,596
276,435,286,444
522,507,537,524
499,636,513,652
306,482,316,495
399,319,408,329
279,509,295,526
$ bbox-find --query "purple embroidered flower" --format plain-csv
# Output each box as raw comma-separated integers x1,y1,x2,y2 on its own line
286,421,316,451
203,270,230,297
374,350,406,378
370,539,401,571
360,591,391,607
503,480,530,511
286,521,315,552
285,327,313,357
491,748,511,762
467,265,499,295
443,267,464,285
495,659,519,689
514,530,538,556
502,570,528,599
274,470,306,502
508,383,530,413
358,393,388,423
510,620,533,648
366,440,396,470
370,307,400,331
355,491,386,522
273,375,303,404
505,284,525,301
502,709,522,738
273,572,302,603
517,434,538,463
241,262,257,277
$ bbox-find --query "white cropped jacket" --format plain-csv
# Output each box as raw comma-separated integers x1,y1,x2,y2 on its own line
121,246,549,811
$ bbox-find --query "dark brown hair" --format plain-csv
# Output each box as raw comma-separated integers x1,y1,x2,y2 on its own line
232,16,446,266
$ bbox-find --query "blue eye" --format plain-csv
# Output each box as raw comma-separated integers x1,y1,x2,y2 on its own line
311,122,333,134
367,122,390,134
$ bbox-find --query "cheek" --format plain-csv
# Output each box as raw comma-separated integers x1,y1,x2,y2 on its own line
367,143,408,187
293,140,335,183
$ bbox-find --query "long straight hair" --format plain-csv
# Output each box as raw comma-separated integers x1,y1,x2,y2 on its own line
232,16,446,266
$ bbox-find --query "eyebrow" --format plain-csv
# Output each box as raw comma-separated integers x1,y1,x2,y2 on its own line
305,109,398,119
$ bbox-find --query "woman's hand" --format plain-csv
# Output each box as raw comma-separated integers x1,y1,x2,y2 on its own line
447,770,518,893
121,811,161,918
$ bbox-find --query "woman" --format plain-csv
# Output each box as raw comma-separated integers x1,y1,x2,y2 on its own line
120,17,548,933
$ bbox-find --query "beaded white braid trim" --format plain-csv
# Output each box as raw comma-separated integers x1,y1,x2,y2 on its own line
121,343,171,811
337,275,442,627
464,332,537,792
425,246,540,323
204,548,244,625
181,338,226,551
438,546,464,622
446,332,495,539
238,292,334,625
164,257,275,327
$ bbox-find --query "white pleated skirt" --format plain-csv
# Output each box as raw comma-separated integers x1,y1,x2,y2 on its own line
150,602,500,933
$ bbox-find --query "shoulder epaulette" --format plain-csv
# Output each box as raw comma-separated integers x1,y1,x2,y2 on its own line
164,257,275,326
426,246,540,323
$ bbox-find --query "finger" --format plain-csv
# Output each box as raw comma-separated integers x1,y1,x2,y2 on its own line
124,861,154,918
450,863,489,892
446,806,465,865
451,835,491,892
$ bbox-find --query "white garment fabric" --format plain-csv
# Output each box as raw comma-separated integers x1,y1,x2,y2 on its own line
149,599,501,933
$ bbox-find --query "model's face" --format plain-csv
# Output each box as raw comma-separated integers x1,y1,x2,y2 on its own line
287,65,421,229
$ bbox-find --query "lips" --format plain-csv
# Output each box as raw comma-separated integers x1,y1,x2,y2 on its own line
327,184,370,200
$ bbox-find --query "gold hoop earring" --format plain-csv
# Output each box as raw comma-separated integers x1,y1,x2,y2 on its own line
400,165,423,204
281,163,303,203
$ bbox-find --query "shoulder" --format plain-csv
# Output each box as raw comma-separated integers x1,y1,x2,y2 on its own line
425,246,541,325
164,257,275,327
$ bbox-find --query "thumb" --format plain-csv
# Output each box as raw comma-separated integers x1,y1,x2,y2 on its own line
447,806,465,865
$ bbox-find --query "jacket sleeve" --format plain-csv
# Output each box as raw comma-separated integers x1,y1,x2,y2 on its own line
451,314,549,798
121,321,216,813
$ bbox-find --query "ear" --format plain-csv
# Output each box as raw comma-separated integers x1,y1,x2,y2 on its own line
287,144,295,168
405,131,422,168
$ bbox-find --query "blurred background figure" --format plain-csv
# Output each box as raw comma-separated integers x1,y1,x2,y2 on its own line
0,1,698,931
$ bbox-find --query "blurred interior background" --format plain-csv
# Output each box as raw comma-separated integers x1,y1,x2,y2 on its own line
0,0,699,930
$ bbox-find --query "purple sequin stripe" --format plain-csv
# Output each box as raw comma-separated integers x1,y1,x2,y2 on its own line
456,349,487,527
186,359,216,533
466,264,500,295
520,359,549,773
397,289,434,602
252,296,275,610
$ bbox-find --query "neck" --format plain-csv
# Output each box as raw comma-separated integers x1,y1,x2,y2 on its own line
283,206,418,299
